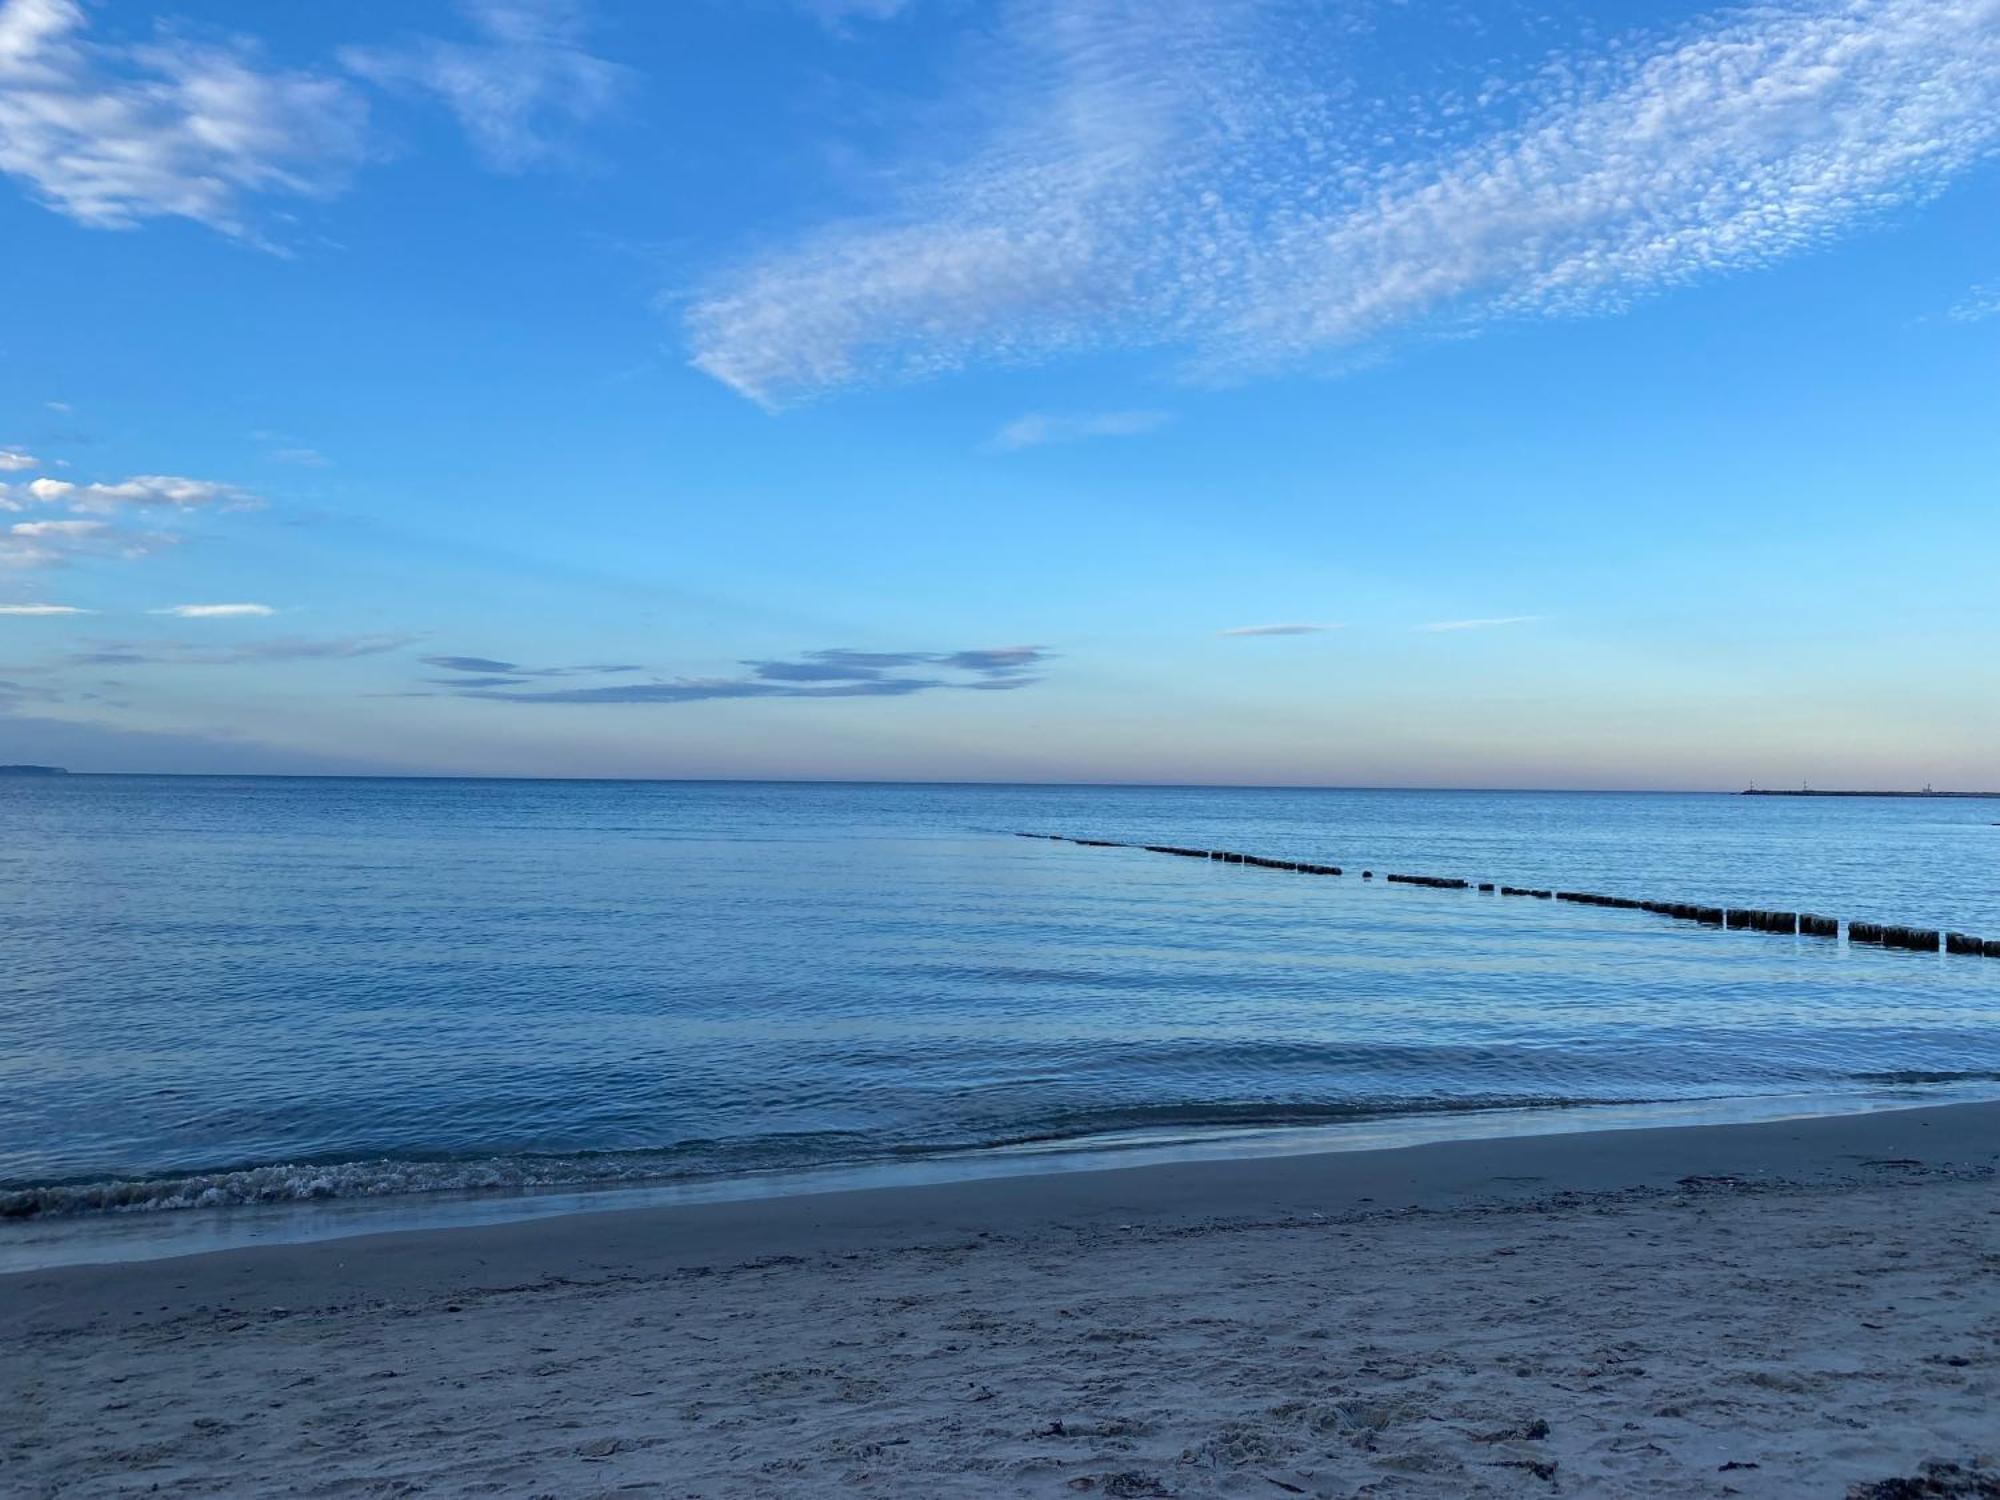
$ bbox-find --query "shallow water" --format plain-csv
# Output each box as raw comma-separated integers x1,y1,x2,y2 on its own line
4,777,1998,1233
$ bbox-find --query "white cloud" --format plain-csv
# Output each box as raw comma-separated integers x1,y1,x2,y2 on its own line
1418,616,1544,633
20,473,260,513
0,0,370,237
0,448,35,471
0,601,87,614
689,0,2000,404
990,409,1169,450
156,603,276,618
0,467,259,565
1949,282,2000,322
1218,622,1342,637
342,0,626,172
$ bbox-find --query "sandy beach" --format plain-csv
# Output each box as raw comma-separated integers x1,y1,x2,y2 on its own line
5,1104,1998,1498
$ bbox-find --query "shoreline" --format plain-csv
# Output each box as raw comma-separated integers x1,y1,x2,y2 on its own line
10,1085,2000,1274
7,1103,1998,1495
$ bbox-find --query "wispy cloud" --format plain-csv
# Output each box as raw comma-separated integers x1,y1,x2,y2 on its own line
1,519,178,569
342,0,627,172
155,603,276,619
0,449,36,472
1417,616,1544,633
1948,281,2000,323
0,602,88,615
0,0,370,238
431,644,1053,704
689,0,2000,405
801,0,921,26
1218,622,1341,638
990,410,1170,451
71,634,416,667
420,654,643,683
461,677,944,705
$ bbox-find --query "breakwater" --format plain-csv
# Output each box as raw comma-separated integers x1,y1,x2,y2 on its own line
1016,833,2000,959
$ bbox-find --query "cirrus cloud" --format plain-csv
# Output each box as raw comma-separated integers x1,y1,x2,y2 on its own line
688,0,2000,405
341,0,628,172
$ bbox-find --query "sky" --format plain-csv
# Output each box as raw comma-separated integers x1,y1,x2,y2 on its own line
0,0,1995,786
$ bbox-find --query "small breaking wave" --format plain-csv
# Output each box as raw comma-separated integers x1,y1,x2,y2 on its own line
1846,1069,2000,1086
2,1094,1642,1222
0,1149,767,1222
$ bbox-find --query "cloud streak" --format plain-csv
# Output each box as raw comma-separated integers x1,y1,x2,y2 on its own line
420,654,643,682
688,0,2000,404
1417,616,1544,633
0,602,87,615
156,603,276,619
1218,622,1341,638
990,410,1170,451
71,634,416,666
431,644,1054,704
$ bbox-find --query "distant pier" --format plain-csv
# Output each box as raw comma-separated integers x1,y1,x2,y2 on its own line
1016,832,2000,960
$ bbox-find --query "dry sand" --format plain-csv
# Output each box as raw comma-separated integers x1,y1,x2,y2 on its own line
5,1104,1999,1498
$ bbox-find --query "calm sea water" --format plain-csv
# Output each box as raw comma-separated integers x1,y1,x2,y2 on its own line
5,777,1999,1238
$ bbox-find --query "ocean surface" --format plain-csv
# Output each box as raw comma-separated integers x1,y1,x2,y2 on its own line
5,777,1999,1259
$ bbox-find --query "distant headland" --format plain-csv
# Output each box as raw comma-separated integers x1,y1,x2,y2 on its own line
0,764,68,776
1742,786,1998,799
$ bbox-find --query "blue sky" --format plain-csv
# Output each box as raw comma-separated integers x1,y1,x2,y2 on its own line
0,0,1995,784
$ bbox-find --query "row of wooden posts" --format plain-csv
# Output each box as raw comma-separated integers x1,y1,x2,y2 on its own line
1016,833,2000,960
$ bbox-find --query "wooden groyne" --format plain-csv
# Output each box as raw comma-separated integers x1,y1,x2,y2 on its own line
1014,833,1999,960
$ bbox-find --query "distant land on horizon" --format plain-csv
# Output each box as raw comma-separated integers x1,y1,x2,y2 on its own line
1742,787,2000,800
0,765,68,776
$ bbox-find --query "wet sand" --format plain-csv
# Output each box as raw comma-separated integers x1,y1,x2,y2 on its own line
6,1103,1999,1497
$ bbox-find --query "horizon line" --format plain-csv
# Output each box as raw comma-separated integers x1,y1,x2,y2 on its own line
8,771,1992,798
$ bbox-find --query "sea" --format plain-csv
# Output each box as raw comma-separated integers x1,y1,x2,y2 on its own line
4,776,1999,1268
